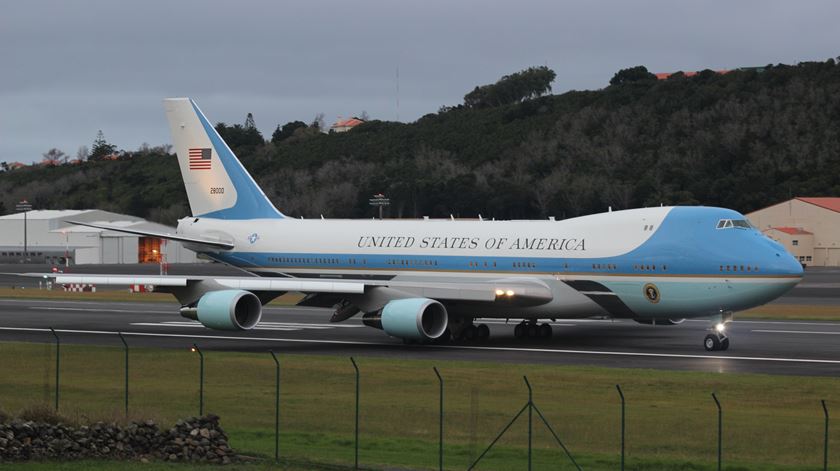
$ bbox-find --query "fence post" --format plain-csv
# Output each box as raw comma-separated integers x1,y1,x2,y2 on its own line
712,392,722,471
270,351,280,463
118,332,128,417
49,328,60,411
524,376,533,471
350,357,359,470
616,384,625,471
433,366,443,471
191,344,204,416
822,400,829,471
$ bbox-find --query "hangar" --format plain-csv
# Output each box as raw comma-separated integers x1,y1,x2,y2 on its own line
0,209,197,265
746,197,840,267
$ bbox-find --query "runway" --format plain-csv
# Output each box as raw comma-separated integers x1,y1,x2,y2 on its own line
0,298,838,377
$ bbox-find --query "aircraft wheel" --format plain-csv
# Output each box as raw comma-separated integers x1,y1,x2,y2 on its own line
527,323,538,338
464,325,478,341
720,337,730,351
704,334,720,351
514,323,525,339
539,323,552,339
477,324,490,340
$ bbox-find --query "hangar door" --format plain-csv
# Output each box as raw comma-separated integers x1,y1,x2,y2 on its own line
101,237,120,264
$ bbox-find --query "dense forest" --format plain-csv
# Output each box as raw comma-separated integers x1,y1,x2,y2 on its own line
2,60,840,225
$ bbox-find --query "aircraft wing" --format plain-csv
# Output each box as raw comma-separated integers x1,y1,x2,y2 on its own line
37,274,365,294
66,221,235,250
32,273,552,304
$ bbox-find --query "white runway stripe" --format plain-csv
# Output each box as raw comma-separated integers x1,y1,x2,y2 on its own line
0,326,838,365
751,329,840,335
34,307,161,314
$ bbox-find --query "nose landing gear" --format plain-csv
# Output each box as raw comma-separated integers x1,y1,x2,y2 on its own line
704,322,730,351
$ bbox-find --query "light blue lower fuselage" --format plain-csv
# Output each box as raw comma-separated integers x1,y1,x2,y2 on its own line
190,206,803,321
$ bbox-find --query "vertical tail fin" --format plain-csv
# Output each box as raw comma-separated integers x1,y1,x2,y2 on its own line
163,98,283,220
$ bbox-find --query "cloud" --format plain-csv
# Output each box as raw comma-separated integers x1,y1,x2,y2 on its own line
1,0,838,161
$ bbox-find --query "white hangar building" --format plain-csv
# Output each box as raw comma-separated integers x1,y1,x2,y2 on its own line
0,209,197,265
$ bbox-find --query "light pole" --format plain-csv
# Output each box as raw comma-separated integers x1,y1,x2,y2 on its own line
15,200,32,259
368,193,390,220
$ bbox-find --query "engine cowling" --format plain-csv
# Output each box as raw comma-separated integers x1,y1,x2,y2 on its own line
633,318,685,326
186,290,262,330
377,298,448,340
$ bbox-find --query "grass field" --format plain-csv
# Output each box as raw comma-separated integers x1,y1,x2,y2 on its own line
0,341,835,470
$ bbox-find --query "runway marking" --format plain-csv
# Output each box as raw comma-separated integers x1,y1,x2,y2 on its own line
687,319,840,327
33,307,162,314
0,327,839,365
752,329,840,335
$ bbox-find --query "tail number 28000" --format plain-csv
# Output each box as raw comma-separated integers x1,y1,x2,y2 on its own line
210,187,225,195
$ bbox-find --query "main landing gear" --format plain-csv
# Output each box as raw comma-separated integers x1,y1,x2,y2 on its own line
457,323,490,342
448,318,490,343
704,323,730,351
514,320,552,340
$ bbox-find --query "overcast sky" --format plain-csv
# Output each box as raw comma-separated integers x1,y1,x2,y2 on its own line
1,0,838,163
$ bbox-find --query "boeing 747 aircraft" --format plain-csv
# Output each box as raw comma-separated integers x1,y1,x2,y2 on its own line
52,98,804,351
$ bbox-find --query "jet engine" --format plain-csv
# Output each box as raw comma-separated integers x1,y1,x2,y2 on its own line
362,298,448,340
180,289,262,330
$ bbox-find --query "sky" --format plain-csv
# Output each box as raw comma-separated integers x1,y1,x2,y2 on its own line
1,0,838,163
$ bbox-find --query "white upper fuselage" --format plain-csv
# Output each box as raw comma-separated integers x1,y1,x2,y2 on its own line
176,205,803,320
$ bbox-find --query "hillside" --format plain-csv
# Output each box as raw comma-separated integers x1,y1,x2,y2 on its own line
3,60,840,224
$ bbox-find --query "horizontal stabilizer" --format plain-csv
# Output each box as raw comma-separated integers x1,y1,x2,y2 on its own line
67,221,235,250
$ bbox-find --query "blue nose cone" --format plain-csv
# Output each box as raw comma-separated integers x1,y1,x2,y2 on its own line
763,238,804,278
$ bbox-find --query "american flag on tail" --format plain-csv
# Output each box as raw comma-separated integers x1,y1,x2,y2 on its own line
189,148,212,170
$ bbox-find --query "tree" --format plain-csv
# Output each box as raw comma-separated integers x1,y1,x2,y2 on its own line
271,121,308,144
359,110,370,121
76,145,89,162
311,113,325,132
89,130,117,161
41,148,67,166
609,66,656,86
244,112,256,130
215,122,264,149
464,66,556,108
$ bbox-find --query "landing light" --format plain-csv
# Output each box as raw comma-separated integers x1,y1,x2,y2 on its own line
715,323,726,333
495,289,505,296
505,290,515,297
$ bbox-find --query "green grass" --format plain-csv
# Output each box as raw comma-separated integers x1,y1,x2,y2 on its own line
0,342,836,470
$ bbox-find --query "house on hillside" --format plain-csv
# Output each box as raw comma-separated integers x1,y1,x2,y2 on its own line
330,117,366,133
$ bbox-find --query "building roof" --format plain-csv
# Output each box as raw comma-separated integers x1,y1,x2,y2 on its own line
654,70,730,80
331,117,365,129
0,210,93,220
766,226,813,235
796,197,840,213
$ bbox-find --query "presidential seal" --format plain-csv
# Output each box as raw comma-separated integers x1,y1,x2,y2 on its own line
643,283,660,303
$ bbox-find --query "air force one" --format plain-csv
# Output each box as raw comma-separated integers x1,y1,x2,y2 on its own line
50,98,803,351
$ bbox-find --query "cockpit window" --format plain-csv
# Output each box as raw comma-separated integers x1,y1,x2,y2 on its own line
716,219,754,230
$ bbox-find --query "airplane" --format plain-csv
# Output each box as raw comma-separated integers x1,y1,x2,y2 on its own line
47,98,804,352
